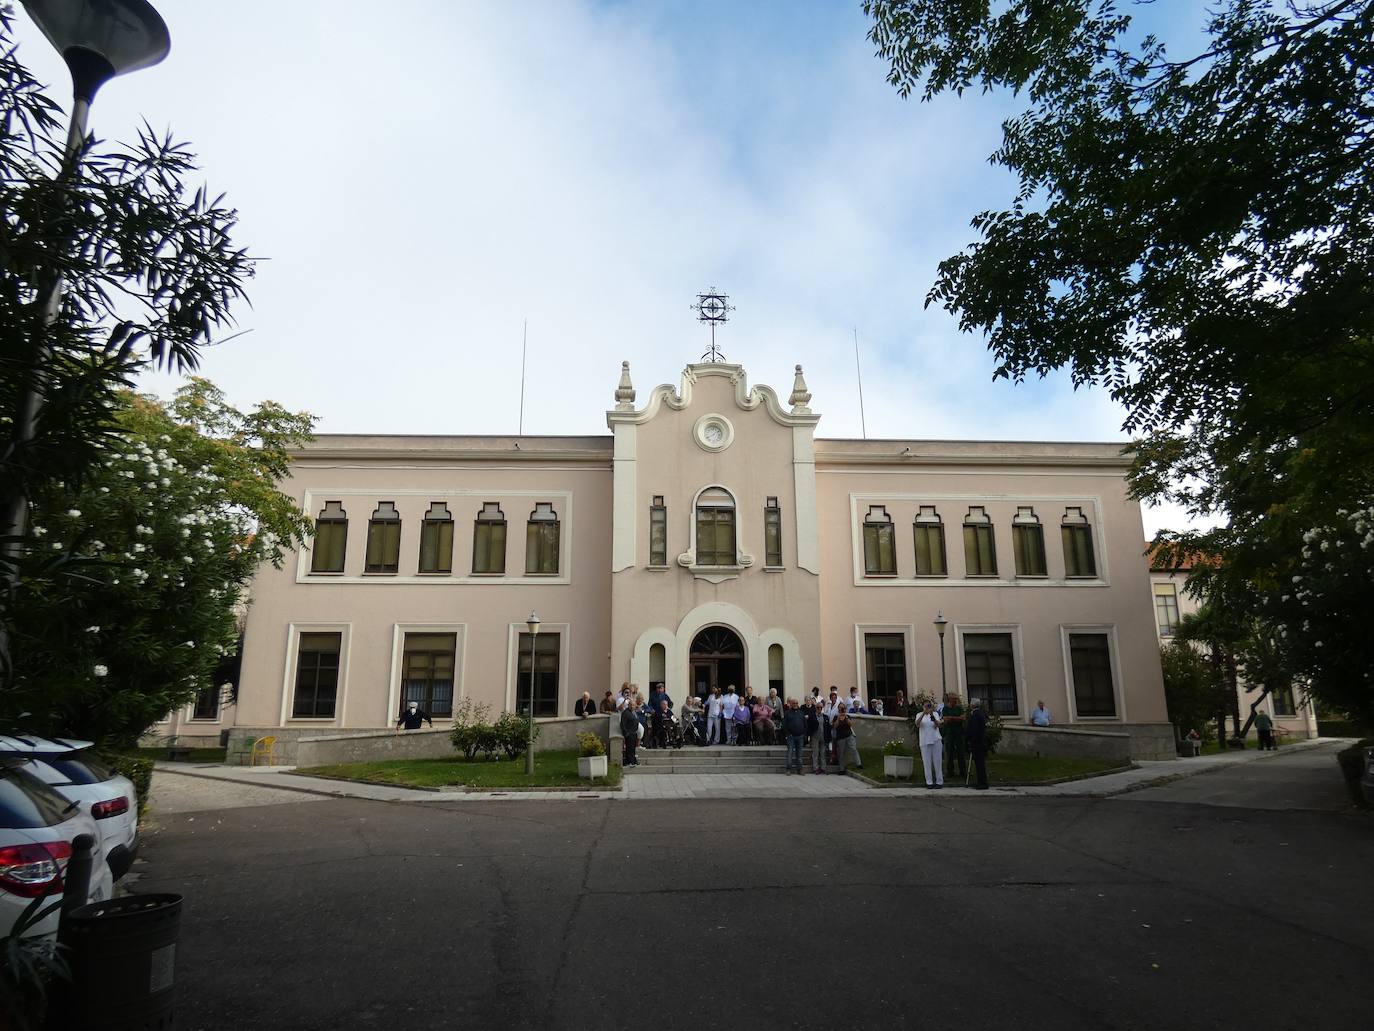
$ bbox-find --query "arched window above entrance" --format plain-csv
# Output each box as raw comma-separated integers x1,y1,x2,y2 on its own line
695,487,737,566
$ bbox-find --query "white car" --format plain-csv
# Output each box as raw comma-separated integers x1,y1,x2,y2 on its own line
0,762,113,938
0,736,139,881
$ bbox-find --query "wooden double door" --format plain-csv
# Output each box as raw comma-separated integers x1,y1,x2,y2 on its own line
690,626,745,700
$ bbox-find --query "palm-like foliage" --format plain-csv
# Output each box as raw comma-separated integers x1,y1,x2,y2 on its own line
0,12,252,683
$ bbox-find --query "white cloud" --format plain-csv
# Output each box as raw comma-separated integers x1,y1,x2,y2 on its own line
17,2,1151,462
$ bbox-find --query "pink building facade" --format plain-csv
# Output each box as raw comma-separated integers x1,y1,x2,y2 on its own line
203,362,1174,759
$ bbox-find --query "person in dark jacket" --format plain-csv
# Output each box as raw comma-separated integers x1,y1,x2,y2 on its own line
395,701,432,731
574,692,597,718
620,704,641,767
651,699,673,750
781,698,807,774
801,696,824,773
966,698,990,789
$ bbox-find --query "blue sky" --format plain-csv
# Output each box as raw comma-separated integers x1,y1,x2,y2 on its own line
12,1,1208,534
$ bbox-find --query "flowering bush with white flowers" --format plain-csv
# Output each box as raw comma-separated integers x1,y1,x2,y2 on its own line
1280,503,1374,722
6,379,314,746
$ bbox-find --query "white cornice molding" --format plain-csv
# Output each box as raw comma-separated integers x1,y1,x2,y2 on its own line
606,363,822,429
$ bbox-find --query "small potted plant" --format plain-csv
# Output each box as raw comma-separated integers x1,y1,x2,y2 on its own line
577,732,608,778
882,738,914,778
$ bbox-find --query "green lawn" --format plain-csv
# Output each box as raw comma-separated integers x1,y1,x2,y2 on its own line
857,748,1128,785
137,746,228,763
298,749,622,790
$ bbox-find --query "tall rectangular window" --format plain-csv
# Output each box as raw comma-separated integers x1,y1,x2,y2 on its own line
1012,507,1047,576
365,501,401,574
863,506,897,575
293,632,341,718
472,502,507,574
1154,583,1180,636
1271,686,1296,717
649,496,667,567
913,506,947,576
864,633,907,705
963,633,1018,715
963,507,998,576
1061,507,1097,577
695,488,736,566
1070,633,1117,717
418,502,454,574
192,685,219,721
516,632,560,718
525,502,560,575
764,497,783,568
310,501,348,573
768,643,785,697
402,633,456,717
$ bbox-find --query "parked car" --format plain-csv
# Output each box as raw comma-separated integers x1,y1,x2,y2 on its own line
0,736,139,881
0,761,113,938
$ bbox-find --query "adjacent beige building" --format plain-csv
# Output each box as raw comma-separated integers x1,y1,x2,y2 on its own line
1149,553,1318,740
199,362,1174,759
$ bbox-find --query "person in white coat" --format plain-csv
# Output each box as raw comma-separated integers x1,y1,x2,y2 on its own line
914,699,945,788
721,686,739,745
705,686,724,744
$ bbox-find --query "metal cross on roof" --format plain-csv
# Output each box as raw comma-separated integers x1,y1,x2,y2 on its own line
692,289,734,363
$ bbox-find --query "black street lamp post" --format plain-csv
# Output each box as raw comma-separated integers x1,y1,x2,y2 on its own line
933,611,949,701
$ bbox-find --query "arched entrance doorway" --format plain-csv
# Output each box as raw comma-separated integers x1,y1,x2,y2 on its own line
689,626,744,701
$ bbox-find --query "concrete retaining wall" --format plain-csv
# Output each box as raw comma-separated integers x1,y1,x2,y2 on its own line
231,715,615,768
848,715,1174,762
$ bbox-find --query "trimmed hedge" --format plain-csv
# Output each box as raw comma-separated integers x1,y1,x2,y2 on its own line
1334,738,1374,808
107,753,154,815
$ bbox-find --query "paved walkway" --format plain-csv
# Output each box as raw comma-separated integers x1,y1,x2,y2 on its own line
151,737,1337,804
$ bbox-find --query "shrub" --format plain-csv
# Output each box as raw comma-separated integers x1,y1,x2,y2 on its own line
1335,738,1374,808
449,699,492,761
881,739,912,757
494,711,540,760
578,732,606,757
472,725,501,762
107,754,153,815
985,712,1005,755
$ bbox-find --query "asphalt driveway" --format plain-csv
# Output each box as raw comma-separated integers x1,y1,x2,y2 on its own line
136,754,1372,1031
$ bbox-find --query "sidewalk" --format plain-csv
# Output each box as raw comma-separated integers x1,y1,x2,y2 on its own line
152,737,1335,804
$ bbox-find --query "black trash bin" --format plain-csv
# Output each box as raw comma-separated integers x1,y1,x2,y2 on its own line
51,893,182,1031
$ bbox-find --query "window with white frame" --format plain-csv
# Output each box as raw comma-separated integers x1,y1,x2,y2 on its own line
472,502,507,575
913,506,947,576
401,632,456,717
649,495,667,567
1012,507,1047,577
1154,583,1180,636
963,507,998,576
963,633,1018,715
365,502,401,574
764,497,783,568
310,501,348,573
292,632,341,718
1061,507,1097,577
1069,633,1117,717
863,505,897,576
525,503,560,575
418,502,454,574
695,487,737,566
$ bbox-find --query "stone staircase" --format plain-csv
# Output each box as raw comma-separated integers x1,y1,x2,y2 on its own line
626,744,847,775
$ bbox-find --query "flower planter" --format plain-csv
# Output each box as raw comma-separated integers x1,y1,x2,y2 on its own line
884,755,914,779
577,755,608,779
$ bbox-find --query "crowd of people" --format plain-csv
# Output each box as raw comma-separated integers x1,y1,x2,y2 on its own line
587,682,991,785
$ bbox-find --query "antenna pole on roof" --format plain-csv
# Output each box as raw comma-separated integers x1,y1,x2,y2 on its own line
853,325,868,440
518,319,528,436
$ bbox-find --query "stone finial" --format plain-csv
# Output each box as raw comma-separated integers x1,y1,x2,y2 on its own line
614,360,636,410
789,364,812,413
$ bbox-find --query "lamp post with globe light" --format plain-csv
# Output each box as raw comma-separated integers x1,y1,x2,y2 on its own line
524,612,540,775
1,0,170,601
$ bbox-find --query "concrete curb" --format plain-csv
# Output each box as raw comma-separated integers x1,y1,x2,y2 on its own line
151,738,1337,804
